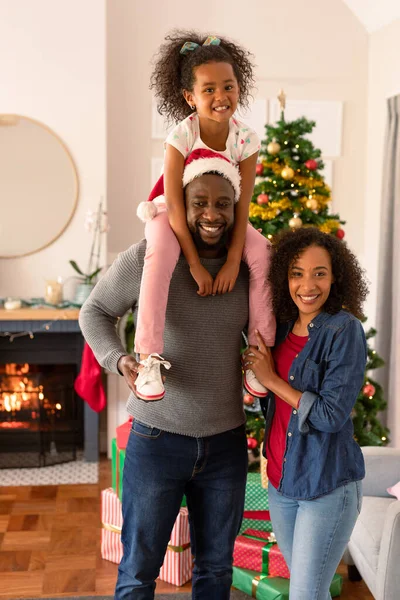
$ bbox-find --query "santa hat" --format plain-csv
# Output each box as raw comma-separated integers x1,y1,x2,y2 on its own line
137,148,241,222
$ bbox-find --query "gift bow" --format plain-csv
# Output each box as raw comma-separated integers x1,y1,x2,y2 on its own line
180,36,221,55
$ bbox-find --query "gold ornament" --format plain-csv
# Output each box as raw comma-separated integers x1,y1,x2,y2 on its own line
306,198,318,210
281,166,295,180
267,141,281,155
289,216,303,229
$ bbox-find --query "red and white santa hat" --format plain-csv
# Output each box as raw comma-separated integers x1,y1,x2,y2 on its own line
137,148,241,222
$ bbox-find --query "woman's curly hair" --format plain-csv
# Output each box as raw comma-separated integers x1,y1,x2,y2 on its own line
270,227,369,322
150,29,255,124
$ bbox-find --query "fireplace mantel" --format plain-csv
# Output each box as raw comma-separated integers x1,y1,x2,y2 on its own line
0,307,80,322
0,307,99,462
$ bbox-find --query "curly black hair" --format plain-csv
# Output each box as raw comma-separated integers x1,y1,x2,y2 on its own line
150,29,255,124
270,227,369,322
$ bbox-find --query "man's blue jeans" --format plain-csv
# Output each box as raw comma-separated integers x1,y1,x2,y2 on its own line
115,419,248,600
268,480,363,600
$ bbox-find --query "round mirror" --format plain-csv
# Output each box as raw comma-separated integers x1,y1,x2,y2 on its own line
0,115,79,258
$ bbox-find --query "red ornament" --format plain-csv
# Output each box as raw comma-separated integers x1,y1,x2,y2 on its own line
243,393,255,406
363,383,376,397
336,229,345,239
247,437,258,450
256,163,264,176
305,159,318,170
257,194,269,206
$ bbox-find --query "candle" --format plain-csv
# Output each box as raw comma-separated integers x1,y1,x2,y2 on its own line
4,298,22,310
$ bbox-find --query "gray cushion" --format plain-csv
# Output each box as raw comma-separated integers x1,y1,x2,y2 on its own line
362,447,400,497
351,496,396,574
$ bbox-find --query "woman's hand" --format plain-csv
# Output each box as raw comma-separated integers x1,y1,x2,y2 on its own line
242,331,277,388
212,259,240,295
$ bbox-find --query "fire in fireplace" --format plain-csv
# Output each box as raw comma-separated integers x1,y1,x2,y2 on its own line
0,362,83,468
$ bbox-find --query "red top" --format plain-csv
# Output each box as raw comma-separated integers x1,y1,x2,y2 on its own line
266,332,308,489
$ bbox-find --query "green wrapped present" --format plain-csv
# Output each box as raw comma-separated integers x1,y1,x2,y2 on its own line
240,516,273,535
245,472,269,511
111,437,126,501
232,567,343,599
111,437,187,506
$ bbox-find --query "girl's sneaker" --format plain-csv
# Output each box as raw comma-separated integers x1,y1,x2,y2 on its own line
135,353,171,401
244,367,268,398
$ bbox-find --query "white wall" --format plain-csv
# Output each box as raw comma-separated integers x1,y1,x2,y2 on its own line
364,18,400,448
364,18,400,324
0,0,106,301
107,0,368,260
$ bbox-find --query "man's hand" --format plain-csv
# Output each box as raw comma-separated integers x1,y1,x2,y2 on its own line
212,259,240,295
118,355,140,395
190,262,214,297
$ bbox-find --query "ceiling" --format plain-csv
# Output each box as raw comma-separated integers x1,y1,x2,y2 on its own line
342,0,400,33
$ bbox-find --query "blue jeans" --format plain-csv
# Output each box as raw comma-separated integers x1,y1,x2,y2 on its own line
268,480,363,600
115,420,248,600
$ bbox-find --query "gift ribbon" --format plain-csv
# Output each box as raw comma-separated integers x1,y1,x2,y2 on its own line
243,510,271,520
251,574,267,598
242,531,277,575
101,523,190,553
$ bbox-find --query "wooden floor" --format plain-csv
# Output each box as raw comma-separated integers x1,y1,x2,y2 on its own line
0,457,373,599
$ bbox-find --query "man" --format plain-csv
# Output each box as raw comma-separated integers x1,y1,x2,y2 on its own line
79,150,250,599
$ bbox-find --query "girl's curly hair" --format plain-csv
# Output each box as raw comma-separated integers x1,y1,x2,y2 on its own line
150,29,255,124
270,227,369,322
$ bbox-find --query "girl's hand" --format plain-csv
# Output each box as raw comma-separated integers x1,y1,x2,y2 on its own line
190,262,214,296
212,259,240,295
242,331,277,388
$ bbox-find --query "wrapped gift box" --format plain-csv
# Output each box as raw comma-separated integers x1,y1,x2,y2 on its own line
111,436,186,507
158,506,192,586
116,417,133,450
245,472,269,511
101,488,191,586
233,531,290,579
111,438,126,501
232,566,343,599
101,487,123,563
240,510,273,535
260,443,268,489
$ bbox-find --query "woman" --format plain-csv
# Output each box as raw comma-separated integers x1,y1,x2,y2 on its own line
243,227,368,599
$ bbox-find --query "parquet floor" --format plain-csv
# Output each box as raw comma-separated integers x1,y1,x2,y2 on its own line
0,457,373,599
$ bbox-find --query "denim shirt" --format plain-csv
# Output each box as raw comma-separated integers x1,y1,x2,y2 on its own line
261,310,367,500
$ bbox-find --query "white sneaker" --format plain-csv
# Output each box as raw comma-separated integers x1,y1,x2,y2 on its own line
135,353,171,401
244,366,268,398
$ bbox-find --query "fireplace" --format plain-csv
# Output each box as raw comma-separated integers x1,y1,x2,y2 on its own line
0,362,81,468
0,314,99,467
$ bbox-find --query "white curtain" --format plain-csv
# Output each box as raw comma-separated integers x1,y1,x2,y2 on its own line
375,95,400,448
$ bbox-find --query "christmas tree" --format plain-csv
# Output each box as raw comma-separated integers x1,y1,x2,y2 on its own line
244,91,389,457
250,90,344,240
352,325,389,446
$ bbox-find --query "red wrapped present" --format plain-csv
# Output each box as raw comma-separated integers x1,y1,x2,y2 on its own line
116,417,133,449
101,489,192,585
233,530,290,579
158,507,192,586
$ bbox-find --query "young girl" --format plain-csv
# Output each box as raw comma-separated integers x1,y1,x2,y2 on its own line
243,227,368,599
135,30,275,401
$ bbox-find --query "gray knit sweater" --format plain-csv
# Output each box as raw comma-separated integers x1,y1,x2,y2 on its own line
79,240,249,437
